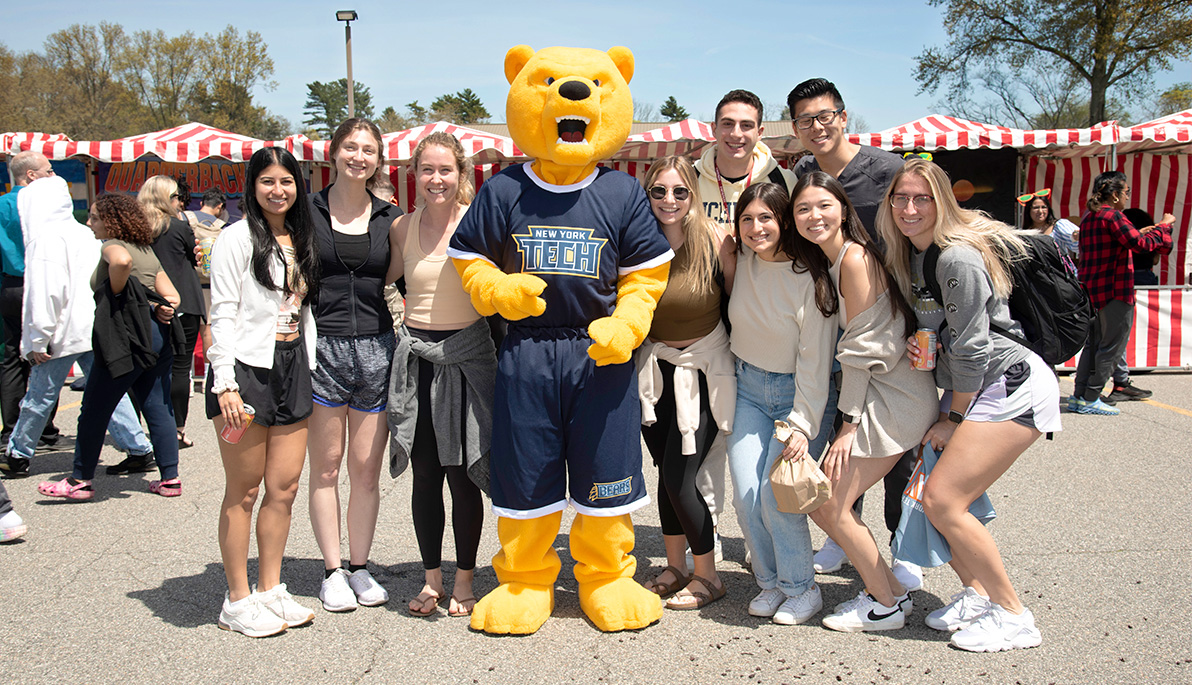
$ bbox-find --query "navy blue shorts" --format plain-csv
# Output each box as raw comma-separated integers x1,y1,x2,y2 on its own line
489,326,648,518
311,331,396,412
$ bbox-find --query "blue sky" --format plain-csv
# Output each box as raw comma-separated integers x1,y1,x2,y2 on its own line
6,0,1189,132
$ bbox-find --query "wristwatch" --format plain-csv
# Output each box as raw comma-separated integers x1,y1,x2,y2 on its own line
947,410,965,425
841,412,859,425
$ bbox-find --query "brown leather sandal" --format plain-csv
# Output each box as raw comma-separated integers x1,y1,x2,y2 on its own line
645,565,691,598
408,590,441,617
665,575,726,611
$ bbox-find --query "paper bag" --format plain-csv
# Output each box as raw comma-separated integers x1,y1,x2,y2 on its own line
769,420,832,514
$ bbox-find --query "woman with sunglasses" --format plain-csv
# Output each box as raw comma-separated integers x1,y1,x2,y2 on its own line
636,156,736,610
878,158,1060,652
1017,188,1077,260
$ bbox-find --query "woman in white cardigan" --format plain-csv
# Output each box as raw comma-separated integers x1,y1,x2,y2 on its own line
788,171,937,632
207,147,320,638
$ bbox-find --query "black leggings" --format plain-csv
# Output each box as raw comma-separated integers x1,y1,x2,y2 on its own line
170,313,201,428
408,327,484,571
641,360,717,556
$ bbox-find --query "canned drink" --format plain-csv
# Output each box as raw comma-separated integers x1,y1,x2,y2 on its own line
219,404,256,444
913,329,937,370
198,237,217,277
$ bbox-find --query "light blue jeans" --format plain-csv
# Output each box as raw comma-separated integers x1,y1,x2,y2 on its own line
727,357,837,597
7,351,152,461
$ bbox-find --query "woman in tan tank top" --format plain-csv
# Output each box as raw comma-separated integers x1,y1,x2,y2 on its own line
636,156,737,611
389,131,495,618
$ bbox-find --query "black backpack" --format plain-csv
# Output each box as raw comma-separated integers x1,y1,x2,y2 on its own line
923,234,1093,366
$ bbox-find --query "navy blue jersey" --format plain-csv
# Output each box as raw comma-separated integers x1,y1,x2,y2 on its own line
448,163,672,329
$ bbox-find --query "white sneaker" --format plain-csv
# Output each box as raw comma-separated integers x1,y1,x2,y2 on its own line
0,510,27,542
348,569,389,606
822,591,905,632
926,586,990,631
320,568,359,612
218,592,287,637
748,588,786,617
891,559,924,592
685,532,724,568
255,583,314,628
813,538,849,573
950,604,1042,652
772,584,823,625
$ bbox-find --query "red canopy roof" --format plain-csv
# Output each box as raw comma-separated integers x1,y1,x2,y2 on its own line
5,123,275,163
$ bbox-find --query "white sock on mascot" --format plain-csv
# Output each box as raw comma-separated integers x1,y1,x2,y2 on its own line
447,45,671,634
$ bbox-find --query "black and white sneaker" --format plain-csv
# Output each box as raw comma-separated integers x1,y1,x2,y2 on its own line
0,453,29,479
822,591,906,632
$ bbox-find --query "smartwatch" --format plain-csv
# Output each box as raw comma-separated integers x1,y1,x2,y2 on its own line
947,410,965,425
841,412,859,425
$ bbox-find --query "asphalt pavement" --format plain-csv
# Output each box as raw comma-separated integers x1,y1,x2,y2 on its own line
1,371,1189,684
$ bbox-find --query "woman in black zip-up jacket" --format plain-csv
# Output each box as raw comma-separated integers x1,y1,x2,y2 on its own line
306,118,404,613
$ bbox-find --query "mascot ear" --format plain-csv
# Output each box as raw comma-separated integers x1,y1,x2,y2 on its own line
505,45,535,85
607,46,634,84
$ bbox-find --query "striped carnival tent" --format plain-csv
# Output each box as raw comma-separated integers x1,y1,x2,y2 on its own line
4,122,274,163
1,132,74,158
1026,110,1192,287
291,123,523,165
615,118,715,160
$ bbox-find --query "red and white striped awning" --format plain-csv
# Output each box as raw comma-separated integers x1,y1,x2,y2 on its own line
1117,109,1192,154
850,115,1118,153
4,122,275,163
615,118,715,159
287,122,524,164
2,132,73,158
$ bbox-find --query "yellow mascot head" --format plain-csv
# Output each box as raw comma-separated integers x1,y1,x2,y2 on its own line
504,45,634,173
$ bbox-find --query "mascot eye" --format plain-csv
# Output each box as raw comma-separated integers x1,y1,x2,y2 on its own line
545,77,555,86
593,79,601,87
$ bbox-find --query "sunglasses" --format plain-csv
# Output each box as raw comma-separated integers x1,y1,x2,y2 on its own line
902,152,933,161
648,185,690,201
1016,188,1051,205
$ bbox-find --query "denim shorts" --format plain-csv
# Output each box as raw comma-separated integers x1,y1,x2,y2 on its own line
311,330,396,412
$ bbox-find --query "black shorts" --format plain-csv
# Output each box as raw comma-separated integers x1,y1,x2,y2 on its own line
205,337,313,427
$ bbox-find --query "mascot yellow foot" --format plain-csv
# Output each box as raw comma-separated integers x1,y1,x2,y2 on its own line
571,513,662,632
470,512,562,635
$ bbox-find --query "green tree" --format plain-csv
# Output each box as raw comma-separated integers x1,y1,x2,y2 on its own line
117,29,203,129
659,96,688,122
375,105,411,133
303,78,375,137
915,0,1192,127
429,88,490,125
1157,82,1192,117
40,22,146,138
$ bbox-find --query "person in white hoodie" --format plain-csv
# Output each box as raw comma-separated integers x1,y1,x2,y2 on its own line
691,89,798,563
5,177,154,478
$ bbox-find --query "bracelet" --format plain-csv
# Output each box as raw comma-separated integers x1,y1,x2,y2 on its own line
947,410,965,425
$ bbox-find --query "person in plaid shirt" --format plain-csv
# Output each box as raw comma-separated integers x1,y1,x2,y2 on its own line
1071,171,1174,415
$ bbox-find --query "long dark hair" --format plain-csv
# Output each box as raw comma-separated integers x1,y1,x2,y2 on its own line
1087,170,1128,212
789,171,917,335
1020,196,1057,230
243,147,319,302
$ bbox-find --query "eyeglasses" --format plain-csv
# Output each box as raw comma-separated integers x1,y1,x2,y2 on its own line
794,108,844,130
890,194,935,209
903,152,933,161
648,185,690,201
1015,188,1051,205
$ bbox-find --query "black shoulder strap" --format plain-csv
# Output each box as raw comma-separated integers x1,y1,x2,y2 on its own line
923,243,943,305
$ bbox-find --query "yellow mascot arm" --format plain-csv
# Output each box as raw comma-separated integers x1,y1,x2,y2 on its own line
587,262,670,366
452,257,547,321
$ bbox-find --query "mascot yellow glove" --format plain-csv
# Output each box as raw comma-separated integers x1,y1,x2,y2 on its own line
453,257,547,320
587,262,669,366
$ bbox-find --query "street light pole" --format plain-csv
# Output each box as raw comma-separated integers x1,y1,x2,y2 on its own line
336,10,358,119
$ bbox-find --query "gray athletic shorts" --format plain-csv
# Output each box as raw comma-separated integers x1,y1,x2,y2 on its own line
311,330,396,413
948,352,1062,434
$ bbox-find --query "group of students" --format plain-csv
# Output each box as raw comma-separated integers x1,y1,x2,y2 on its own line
11,77,1100,653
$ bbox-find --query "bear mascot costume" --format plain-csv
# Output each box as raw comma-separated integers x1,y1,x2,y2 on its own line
447,45,672,635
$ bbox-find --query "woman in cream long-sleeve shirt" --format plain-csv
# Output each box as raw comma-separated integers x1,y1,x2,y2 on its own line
726,182,836,626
